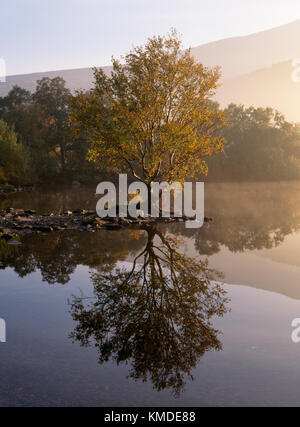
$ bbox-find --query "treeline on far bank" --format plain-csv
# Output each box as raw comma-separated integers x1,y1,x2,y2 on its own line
206,104,300,182
0,77,100,186
1,77,300,186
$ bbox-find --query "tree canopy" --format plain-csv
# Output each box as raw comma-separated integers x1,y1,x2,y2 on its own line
1,34,300,187
207,104,300,181
0,119,31,184
70,31,226,188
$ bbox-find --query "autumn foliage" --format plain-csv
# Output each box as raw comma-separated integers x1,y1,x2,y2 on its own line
70,31,226,187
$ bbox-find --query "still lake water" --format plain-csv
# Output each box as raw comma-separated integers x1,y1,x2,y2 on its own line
1,182,300,406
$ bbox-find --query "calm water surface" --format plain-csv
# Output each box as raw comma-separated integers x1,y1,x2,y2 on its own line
1,182,300,407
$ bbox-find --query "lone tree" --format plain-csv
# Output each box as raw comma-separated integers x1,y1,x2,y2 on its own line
70,30,226,194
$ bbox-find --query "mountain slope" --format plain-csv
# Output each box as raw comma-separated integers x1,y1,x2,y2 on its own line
216,60,300,122
1,20,300,121
192,19,300,79
0,66,111,97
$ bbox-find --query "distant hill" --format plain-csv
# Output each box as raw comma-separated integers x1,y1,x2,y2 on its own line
192,19,300,79
216,60,300,123
1,20,300,122
0,66,112,97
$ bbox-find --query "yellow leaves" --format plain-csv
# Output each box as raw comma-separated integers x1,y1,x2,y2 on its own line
69,30,227,184
129,229,143,240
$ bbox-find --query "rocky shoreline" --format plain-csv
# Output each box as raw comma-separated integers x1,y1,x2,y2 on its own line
0,184,35,199
0,208,213,240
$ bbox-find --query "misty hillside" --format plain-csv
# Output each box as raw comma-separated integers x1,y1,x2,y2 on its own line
192,19,300,79
1,20,300,122
216,60,300,123
0,66,112,97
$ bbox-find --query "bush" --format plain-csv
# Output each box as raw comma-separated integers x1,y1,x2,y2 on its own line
0,119,32,185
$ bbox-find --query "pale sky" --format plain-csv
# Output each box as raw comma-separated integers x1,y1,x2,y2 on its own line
1,0,300,75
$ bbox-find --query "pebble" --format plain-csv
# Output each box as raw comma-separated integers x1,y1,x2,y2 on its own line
0,207,200,237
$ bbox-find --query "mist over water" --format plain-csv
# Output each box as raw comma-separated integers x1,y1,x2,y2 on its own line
1,182,300,406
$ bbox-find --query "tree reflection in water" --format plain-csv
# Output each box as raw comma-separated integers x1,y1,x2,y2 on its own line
70,225,229,396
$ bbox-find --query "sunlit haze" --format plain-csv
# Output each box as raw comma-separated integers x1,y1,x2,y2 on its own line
1,0,300,75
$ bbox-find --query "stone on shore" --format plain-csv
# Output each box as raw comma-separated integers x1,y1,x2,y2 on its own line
0,207,209,237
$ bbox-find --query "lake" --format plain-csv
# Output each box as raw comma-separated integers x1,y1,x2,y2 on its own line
1,181,300,407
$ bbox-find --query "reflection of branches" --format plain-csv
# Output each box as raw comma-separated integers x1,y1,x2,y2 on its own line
0,229,146,284
70,225,229,396
169,183,300,256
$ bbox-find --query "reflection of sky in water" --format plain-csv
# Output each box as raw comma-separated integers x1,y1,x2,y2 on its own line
1,262,300,406
1,182,300,406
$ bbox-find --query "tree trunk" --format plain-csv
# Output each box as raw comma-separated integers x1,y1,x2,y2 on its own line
60,146,66,172
147,184,152,217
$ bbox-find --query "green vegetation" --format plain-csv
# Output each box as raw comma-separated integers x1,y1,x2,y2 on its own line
0,78,98,185
70,31,226,191
207,104,300,181
1,34,300,186
0,119,31,184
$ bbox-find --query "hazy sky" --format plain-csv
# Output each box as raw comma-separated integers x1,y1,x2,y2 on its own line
1,0,300,75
